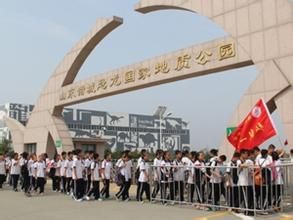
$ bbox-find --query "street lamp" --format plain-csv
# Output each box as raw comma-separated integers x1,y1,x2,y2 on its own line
159,112,172,150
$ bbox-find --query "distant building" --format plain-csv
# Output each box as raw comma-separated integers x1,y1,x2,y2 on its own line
0,103,190,153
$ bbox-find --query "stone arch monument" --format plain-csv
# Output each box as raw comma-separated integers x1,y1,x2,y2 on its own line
5,0,293,158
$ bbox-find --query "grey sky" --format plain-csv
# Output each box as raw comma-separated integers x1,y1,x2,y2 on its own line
1,0,284,150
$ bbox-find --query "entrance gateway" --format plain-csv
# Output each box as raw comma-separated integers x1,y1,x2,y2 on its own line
5,0,293,158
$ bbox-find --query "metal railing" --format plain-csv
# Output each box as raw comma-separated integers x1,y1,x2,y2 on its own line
140,163,293,216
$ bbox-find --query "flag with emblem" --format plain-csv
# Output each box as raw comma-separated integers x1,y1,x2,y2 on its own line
227,98,277,151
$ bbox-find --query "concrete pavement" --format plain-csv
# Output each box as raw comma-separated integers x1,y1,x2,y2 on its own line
0,184,291,220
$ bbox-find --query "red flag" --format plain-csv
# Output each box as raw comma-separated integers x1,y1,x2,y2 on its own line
228,99,277,151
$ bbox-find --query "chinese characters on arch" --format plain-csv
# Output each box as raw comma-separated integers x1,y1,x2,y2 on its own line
59,42,236,102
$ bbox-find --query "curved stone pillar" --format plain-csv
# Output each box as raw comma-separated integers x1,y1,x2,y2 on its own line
22,17,123,157
3,117,25,153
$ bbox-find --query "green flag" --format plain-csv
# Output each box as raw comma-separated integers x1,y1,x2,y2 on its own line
226,127,236,136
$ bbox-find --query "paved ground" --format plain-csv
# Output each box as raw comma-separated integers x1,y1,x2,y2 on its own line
0,183,292,220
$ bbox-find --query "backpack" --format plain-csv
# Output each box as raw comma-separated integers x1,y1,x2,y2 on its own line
114,160,124,186
254,168,263,186
115,165,124,186
21,161,29,177
115,172,124,186
48,167,56,178
135,168,140,180
254,158,267,186
261,167,272,184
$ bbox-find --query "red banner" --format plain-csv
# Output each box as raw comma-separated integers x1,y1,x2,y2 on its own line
227,99,277,151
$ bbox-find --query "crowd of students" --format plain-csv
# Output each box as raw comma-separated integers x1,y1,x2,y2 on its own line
0,145,291,216
0,150,113,201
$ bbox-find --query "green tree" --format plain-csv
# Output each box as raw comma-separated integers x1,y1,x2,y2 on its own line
0,139,12,154
129,149,140,160
111,151,123,160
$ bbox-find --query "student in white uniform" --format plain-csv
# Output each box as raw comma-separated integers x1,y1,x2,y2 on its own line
114,155,124,198
43,153,50,175
181,150,192,166
125,151,133,200
100,152,112,199
28,154,37,191
0,153,6,189
246,151,255,214
226,152,240,209
51,154,61,192
256,148,273,167
136,149,147,201
271,151,283,211
72,149,84,201
21,152,31,197
173,150,185,202
160,151,174,204
5,155,11,185
206,149,219,205
256,149,272,211
86,153,102,201
138,152,150,202
10,153,21,192
152,149,163,199
237,149,254,216
60,151,67,193
194,151,207,206
209,154,224,207
187,151,196,203
84,151,94,194
115,153,130,201
218,155,227,203
64,151,73,195
19,154,25,191
34,154,47,195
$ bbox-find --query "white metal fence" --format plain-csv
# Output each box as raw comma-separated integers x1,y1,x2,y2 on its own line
141,163,293,216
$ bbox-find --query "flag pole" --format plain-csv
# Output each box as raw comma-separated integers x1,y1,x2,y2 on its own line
277,135,284,148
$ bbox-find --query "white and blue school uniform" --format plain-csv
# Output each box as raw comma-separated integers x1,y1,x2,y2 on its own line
138,159,150,201
136,157,143,201
10,159,20,191
65,159,73,194
115,159,128,200
87,161,101,200
60,159,67,192
27,159,35,190
209,159,222,205
52,159,61,191
0,160,6,188
125,160,132,199
35,160,46,193
84,158,92,193
72,157,84,200
101,160,112,199
160,160,174,202
152,157,162,199
173,160,185,202
272,159,283,207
